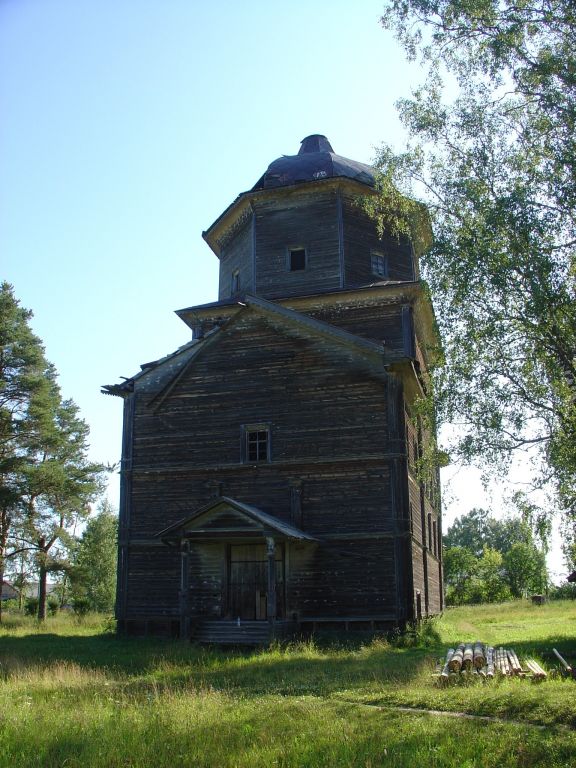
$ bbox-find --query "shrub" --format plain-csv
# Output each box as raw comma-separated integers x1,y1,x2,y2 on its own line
24,597,38,616
47,597,59,616
72,597,90,617
549,582,576,600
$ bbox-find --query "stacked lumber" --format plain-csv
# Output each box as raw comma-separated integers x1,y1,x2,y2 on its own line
449,644,464,672
473,641,485,669
495,647,511,675
437,641,548,683
507,649,522,675
485,646,495,679
525,659,547,680
440,648,454,681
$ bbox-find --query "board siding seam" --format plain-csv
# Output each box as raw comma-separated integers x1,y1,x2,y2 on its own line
251,208,257,295
129,453,405,475
337,192,345,290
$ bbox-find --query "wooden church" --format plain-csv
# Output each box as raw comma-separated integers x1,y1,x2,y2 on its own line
103,135,443,643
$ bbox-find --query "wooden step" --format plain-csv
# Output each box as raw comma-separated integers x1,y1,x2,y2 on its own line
192,620,295,646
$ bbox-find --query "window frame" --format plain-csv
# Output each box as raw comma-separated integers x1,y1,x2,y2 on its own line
286,246,307,272
231,269,240,296
370,250,388,279
241,423,271,464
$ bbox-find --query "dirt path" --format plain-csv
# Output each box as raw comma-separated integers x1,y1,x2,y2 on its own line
339,699,573,732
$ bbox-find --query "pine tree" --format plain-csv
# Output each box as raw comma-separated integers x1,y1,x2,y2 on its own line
0,283,106,620
0,283,55,622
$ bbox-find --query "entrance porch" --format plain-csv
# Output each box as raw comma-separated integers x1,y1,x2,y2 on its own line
155,496,317,643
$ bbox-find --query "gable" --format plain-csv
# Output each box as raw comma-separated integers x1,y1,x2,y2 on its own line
131,303,393,468
150,301,388,412
186,504,266,535
156,497,316,543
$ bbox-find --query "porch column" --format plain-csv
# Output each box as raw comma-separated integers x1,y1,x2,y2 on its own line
266,536,276,623
179,540,190,639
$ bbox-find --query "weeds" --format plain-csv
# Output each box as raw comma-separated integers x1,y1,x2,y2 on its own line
0,602,575,766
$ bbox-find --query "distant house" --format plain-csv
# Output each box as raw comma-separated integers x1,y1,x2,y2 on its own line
1,581,19,601
22,582,59,599
568,571,576,583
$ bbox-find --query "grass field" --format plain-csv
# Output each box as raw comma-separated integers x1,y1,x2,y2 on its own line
1,601,575,767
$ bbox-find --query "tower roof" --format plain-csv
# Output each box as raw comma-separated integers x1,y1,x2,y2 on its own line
252,134,375,190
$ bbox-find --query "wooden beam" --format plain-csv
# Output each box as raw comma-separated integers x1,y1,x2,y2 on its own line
179,541,190,639
266,536,277,622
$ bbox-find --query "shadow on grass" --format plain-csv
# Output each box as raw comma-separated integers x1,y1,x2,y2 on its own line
0,630,436,696
0,616,574,699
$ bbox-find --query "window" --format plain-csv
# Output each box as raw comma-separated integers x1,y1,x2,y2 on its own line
242,424,271,463
287,247,306,271
371,251,388,278
231,270,240,296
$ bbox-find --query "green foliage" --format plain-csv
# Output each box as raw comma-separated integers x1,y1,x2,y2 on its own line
71,596,90,617
477,546,512,602
24,597,38,616
390,617,441,648
47,596,59,616
0,283,107,622
444,509,547,603
444,545,513,605
445,507,539,556
549,582,576,600
375,1,576,548
504,542,548,597
443,507,491,556
0,283,57,622
443,545,477,604
70,501,117,613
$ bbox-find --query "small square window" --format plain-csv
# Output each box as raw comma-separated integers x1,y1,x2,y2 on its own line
243,425,270,463
288,247,306,271
371,251,388,278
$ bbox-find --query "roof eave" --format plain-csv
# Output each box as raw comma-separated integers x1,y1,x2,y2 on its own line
202,176,375,258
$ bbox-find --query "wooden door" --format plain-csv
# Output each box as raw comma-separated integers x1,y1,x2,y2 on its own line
228,543,284,620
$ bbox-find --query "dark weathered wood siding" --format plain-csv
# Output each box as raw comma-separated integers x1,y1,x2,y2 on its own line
288,539,398,619
121,309,417,622
304,302,406,358
125,544,180,616
253,190,341,299
341,196,415,286
218,217,254,300
131,312,390,491
117,176,443,632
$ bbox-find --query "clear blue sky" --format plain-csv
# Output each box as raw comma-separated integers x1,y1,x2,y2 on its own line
1,1,566,577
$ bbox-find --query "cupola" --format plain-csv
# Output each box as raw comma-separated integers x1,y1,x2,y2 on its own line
202,136,424,302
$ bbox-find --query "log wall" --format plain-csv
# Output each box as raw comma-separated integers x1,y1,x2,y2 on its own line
117,195,442,629
254,190,341,298
341,197,415,286
218,217,254,300
213,187,417,305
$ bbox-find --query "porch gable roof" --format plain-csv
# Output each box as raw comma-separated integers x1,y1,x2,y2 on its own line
156,496,317,544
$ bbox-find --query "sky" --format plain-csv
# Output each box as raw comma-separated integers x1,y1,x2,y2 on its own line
1,1,566,579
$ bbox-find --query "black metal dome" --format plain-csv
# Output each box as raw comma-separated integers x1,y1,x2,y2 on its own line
252,135,375,191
